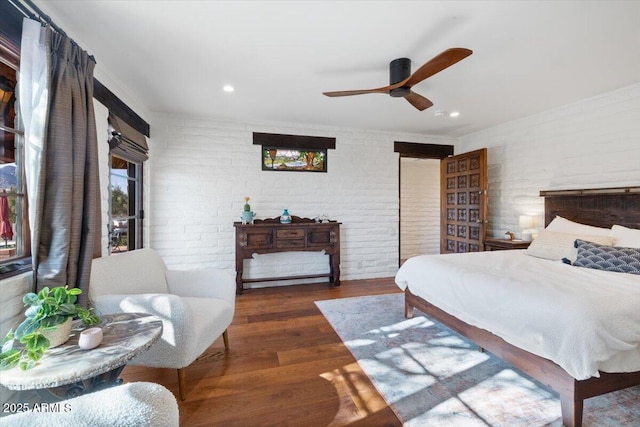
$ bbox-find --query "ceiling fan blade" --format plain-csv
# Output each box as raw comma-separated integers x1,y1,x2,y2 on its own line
322,83,397,97
404,91,433,111
404,48,472,88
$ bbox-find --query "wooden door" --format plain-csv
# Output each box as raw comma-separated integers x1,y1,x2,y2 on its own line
440,148,487,253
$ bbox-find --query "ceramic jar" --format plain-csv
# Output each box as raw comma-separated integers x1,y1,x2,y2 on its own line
280,209,292,224
79,327,103,350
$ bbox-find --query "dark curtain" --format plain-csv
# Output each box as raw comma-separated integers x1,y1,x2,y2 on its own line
34,26,101,306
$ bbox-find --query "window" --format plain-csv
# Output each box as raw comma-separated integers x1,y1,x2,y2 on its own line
262,147,327,172
108,155,143,253
253,132,336,173
0,58,29,274
107,112,147,253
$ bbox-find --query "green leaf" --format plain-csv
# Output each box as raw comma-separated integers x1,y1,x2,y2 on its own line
2,329,15,345
58,303,77,315
1,338,15,353
0,350,21,370
19,359,35,370
24,333,49,352
27,346,46,361
24,305,41,319
15,318,40,339
41,316,66,328
42,297,57,306
81,313,100,326
67,288,82,296
52,286,65,301
22,293,38,305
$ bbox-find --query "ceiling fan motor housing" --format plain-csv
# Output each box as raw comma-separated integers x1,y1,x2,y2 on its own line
389,58,411,97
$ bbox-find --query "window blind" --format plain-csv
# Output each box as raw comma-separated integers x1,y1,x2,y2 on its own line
108,112,148,163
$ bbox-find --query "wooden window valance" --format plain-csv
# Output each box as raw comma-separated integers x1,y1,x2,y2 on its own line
394,141,454,159
252,132,336,150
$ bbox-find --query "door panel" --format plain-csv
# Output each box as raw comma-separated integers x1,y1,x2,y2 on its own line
440,148,487,253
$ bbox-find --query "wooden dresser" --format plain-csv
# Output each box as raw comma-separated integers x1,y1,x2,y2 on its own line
234,216,341,295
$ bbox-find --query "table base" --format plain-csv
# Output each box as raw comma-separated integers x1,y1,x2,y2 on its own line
34,366,125,402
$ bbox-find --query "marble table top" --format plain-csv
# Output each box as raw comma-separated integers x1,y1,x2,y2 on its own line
0,312,163,390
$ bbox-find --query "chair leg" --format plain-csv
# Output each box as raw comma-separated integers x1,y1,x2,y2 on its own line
177,368,186,401
222,329,230,349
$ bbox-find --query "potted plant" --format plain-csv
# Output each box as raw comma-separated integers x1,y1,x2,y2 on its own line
0,286,100,370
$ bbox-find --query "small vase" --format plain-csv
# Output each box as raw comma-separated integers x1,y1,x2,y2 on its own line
241,211,256,224
280,209,292,224
43,317,73,348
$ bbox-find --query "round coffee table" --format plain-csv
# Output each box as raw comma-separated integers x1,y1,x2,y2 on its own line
0,312,163,399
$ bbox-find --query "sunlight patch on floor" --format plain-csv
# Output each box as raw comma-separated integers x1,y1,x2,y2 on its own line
401,341,490,379
405,396,490,427
345,338,377,348
319,362,390,426
457,369,559,426
358,357,436,402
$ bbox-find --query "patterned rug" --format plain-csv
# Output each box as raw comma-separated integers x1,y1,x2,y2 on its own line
315,293,640,427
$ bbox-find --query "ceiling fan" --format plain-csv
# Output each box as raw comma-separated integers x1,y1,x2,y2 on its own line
322,48,472,111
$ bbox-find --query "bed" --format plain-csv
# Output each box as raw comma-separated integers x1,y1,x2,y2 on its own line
395,187,640,427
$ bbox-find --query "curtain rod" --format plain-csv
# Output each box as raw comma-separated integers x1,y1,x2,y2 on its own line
10,0,68,37
5,0,151,137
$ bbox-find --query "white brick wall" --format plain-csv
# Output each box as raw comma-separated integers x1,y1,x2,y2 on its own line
145,116,455,283
400,158,441,259
459,83,640,238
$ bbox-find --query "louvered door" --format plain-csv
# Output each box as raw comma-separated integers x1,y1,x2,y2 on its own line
440,148,487,253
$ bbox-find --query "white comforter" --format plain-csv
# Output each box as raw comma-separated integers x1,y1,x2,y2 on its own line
395,250,640,380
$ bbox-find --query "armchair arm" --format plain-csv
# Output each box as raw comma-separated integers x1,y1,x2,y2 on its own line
165,269,236,305
92,293,196,351
4,382,178,426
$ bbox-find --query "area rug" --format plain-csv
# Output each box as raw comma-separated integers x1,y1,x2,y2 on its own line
315,293,640,427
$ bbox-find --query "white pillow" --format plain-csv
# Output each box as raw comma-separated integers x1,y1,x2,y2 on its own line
610,225,640,248
545,216,610,237
525,230,616,262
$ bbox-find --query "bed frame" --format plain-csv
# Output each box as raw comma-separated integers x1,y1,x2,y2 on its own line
404,186,640,427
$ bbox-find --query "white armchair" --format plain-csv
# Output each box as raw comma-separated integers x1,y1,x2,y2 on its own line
89,249,235,400
4,382,179,426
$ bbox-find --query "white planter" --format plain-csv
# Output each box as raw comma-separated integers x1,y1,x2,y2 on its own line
43,317,72,348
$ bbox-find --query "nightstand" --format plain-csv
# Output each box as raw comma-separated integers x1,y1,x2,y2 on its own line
484,238,531,251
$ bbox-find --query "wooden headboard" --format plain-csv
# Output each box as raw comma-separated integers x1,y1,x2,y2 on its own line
540,187,640,229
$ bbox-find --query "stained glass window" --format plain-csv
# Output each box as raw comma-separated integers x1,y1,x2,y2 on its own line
262,147,327,172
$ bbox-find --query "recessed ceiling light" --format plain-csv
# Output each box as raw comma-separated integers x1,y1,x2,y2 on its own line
433,111,445,117
449,111,460,118
223,85,234,93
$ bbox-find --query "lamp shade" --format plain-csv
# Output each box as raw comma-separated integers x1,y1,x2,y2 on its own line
519,215,534,229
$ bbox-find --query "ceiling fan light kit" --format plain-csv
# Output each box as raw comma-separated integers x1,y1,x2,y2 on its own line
323,48,472,111
389,58,412,97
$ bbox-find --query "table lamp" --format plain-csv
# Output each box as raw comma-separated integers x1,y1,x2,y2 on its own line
519,215,535,242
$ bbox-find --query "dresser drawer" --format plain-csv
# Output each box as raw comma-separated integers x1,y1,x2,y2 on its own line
276,239,305,249
276,228,305,239
241,230,273,249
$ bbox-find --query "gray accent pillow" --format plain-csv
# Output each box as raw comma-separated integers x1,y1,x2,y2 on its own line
573,239,640,275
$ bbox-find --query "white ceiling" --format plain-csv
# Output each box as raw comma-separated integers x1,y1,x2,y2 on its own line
37,1,640,138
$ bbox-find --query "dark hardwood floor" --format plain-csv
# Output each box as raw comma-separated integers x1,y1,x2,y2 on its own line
120,278,403,426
